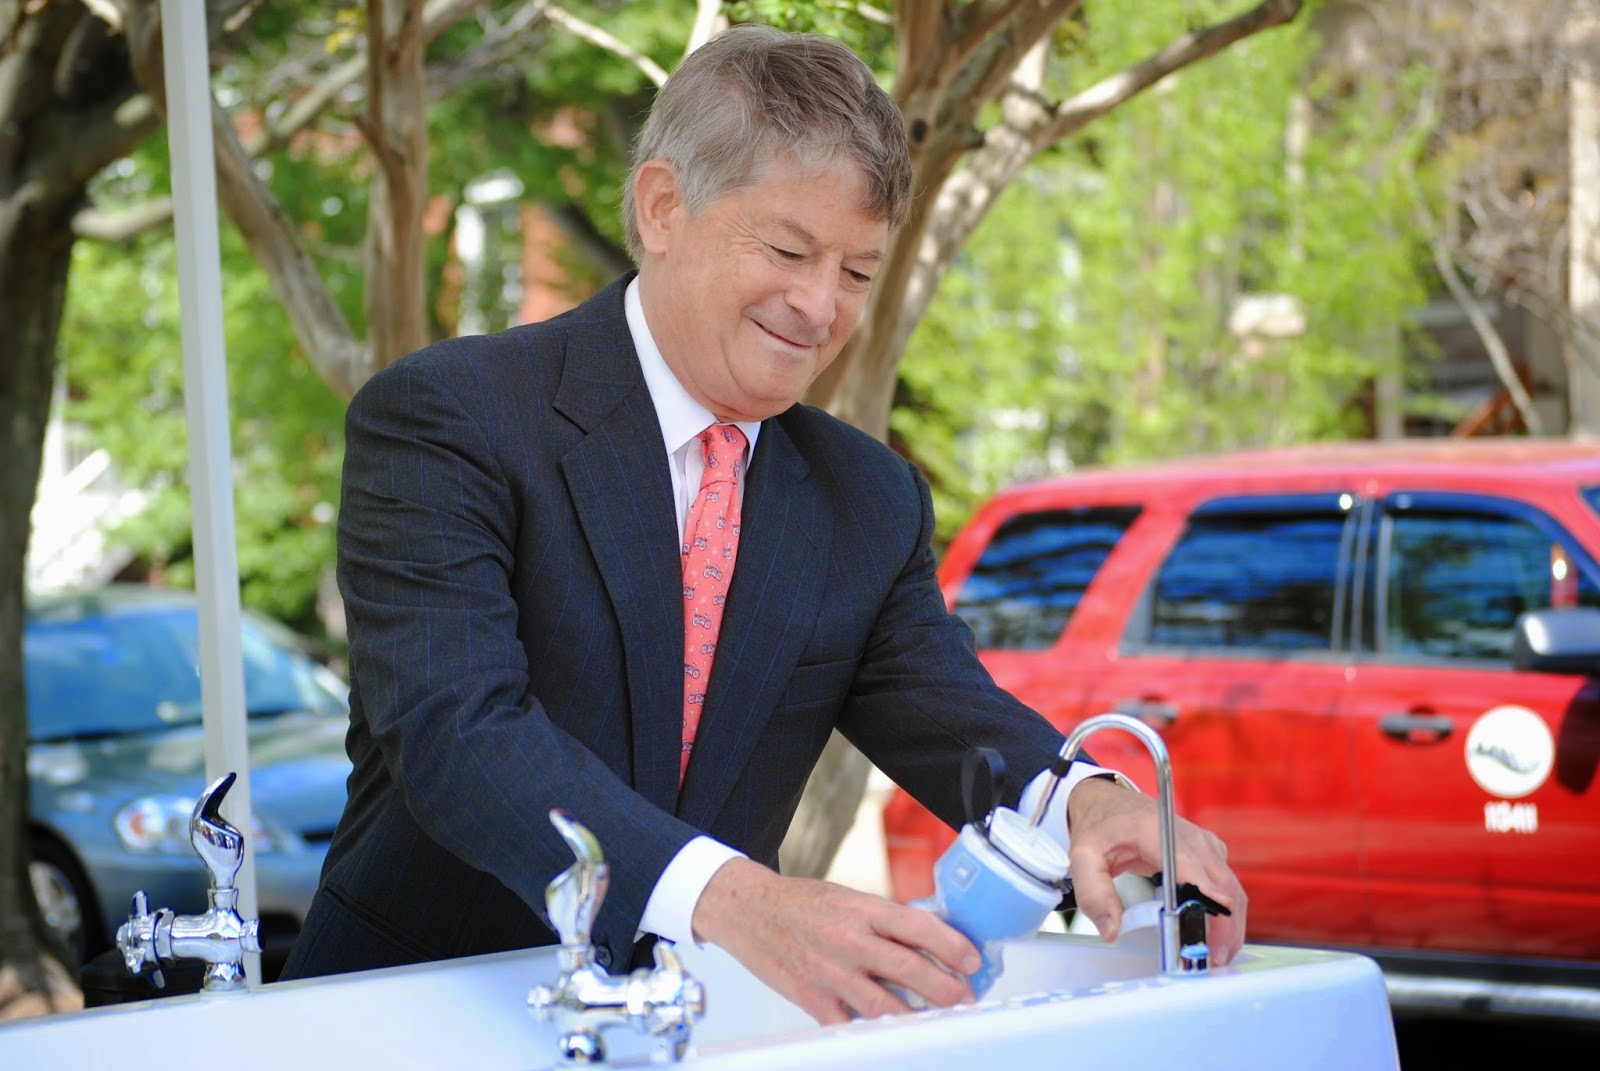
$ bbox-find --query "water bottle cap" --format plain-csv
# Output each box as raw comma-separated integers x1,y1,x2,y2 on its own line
985,807,1070,884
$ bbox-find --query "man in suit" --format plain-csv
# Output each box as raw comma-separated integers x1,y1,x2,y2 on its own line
282,24,1245,1022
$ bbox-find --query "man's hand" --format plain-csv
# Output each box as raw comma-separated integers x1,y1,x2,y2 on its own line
691,857,979,1024
1065,776,1248,965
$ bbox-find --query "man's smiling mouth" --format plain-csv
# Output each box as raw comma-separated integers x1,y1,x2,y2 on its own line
755,319,820,350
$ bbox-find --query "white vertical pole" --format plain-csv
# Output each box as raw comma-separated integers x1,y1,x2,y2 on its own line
157,0,260,985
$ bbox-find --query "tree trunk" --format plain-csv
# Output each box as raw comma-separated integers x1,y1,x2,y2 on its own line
0,0,155,1016
1568,25,1600,438
362,0,431,369
0,0,82,1014
779,735,875,881
0,197,83,1021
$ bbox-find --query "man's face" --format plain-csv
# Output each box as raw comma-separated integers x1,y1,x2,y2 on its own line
635,160,889,423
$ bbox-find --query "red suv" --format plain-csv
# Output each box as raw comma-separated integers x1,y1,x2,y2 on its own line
883,440,1600,1020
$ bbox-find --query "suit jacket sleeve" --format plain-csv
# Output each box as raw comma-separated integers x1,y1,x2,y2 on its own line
833,456,1074,828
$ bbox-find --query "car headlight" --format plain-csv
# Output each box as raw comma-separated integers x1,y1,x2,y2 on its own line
113,796,284,855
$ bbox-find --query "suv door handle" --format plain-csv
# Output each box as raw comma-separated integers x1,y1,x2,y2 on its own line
1378,712,1454,741
1113,697,1180,729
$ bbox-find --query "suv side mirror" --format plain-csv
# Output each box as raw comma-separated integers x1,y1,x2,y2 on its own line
1512,607,1600,676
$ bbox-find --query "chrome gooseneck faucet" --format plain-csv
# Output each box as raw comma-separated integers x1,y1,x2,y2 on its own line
527,809,706,1066
116,771,263,993
1030,712,1218,975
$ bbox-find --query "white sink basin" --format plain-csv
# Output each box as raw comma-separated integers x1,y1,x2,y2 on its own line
1,933,1397,1069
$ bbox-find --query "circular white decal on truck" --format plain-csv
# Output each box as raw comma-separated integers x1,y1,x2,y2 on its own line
1465,705,1554,799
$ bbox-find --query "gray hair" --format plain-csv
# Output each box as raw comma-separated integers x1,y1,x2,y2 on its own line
622,24,911,262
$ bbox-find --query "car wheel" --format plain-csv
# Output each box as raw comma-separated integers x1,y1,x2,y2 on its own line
29,837,103,966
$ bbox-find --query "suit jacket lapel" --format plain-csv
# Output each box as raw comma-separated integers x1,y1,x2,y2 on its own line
678,416,832,826
554,284,685,813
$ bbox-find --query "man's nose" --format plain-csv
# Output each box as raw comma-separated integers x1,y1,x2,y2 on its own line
785,263,839,334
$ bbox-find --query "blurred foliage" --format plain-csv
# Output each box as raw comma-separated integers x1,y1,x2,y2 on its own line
56,1,703,636
59,221,345,636
898,0,1438,542
725,0,894,57
58,0,1450,613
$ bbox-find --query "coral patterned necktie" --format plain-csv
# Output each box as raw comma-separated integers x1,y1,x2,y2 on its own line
680,424,747,783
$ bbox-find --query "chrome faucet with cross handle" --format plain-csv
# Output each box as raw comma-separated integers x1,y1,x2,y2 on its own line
116,771,263,993
527,808,706,1065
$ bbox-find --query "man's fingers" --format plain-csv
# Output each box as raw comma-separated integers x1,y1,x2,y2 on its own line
1064,776,1248,957
1066,844,1125,942
871,898,981,979
693,859,979,1022
862,932,974,1010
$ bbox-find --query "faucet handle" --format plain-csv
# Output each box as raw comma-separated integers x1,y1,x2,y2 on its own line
117,891,167,989
652,940,684,974
1154,875,1234,918
190,772,246,891
544,809,609,948
119,892,153,975
639,940,706,1060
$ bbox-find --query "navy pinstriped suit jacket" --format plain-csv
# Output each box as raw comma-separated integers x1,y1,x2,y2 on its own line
280,274,1066,980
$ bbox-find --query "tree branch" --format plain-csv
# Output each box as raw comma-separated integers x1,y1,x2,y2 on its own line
537,198,632,279
364,0,391,164
685,0,725,58
70,0,505,243
26,86,158,195
930,0,1078,132
949,0,1079,77
6,3,155,194
72,195,174,241
892,0,944,82
855,3,891,27
821,0,1307,425
537,0,667,87
897,42,1051,355
1428,229,1544,435
963,0,1304,335
427,2,552,98
116,1,368,397
1040,0,1304,148
245,0,487,158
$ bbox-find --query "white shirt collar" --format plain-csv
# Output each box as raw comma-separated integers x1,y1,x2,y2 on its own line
625,277,762,458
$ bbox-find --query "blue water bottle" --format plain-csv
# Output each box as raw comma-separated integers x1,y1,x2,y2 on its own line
908,749,1072,1000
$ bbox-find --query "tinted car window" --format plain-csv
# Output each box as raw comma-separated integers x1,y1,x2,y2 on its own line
25,605,346,742
953,507,1141,650
1139,496,1351,652
1381,504,1600,662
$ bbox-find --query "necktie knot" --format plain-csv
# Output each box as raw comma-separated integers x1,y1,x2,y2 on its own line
698,424,747,484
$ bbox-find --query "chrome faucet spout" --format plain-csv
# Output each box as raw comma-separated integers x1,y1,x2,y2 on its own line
115,772,263,992
1048,712,1210,975
545,808,608,949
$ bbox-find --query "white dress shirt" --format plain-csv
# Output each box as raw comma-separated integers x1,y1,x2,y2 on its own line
624,279,1112,947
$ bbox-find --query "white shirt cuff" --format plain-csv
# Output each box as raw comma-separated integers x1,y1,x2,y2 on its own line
640,835,747,946
1018,761,1138,855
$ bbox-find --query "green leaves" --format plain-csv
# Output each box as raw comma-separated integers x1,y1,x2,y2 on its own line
60,225,343,634
898,0,1435,543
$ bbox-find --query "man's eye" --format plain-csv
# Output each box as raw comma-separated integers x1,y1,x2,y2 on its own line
770,246,803,261
846,270,873,286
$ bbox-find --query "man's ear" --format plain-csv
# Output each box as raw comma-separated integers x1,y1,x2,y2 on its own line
633,159,682,256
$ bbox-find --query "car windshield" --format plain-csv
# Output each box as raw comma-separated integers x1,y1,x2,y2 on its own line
1584,485,1600,522
24,602,347,742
